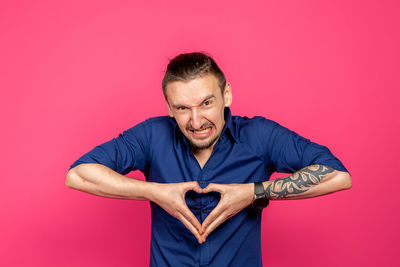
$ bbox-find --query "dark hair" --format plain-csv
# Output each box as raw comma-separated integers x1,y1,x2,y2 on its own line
162,52,226,97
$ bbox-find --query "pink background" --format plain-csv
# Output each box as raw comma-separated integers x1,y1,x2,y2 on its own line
1,0,399,266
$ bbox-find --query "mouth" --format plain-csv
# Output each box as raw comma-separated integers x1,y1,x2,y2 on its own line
192,128,211,134
188,126,214,139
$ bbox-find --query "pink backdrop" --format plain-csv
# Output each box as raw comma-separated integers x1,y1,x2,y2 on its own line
1,0,399,266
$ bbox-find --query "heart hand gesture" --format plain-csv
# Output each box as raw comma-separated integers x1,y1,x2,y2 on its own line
149,181,205,243
200,183,254,243
148,182,254,244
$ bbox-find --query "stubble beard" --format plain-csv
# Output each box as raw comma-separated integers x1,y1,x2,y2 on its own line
185,122,219,151
186,134,220,151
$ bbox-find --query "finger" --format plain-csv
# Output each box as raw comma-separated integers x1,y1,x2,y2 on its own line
178,212,203,244
202,210,230,242
185,181,204,194
180,204,203,234
184,181,203,193
202,183,223,194
192,184,204,194
201,202,225,233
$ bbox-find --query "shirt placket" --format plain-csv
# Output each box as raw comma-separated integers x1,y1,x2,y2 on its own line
199,168,211,266
200,139,227,266
188,152,210,266
187,133,226,266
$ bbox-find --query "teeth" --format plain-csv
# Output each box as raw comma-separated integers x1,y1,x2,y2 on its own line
194,128,210,134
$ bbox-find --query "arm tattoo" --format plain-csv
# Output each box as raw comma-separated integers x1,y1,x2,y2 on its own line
265,165,335,199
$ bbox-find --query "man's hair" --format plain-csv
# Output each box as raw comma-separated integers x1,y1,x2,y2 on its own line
162,52,226,98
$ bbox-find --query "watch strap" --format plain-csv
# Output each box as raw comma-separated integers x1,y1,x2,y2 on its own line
254,182,265,196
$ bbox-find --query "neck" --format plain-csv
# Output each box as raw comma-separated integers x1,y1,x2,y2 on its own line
192,148,213,169
192,146,213,157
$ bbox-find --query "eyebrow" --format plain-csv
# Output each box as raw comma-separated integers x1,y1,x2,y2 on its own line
172,94,216,109
200,94,216,104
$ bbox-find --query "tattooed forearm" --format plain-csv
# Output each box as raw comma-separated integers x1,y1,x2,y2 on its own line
264,165,335,199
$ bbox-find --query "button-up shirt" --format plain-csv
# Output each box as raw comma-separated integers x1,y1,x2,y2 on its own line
70,108,348,267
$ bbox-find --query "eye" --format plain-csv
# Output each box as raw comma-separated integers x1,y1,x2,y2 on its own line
177,106,186,111
203,100,211,106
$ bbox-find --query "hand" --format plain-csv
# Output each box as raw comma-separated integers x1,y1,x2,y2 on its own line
149,181,205,244
200,183,254,243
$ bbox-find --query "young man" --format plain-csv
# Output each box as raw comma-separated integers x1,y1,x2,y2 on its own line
66,52,351,267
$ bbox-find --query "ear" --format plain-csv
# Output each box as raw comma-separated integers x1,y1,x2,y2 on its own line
223,82,232,107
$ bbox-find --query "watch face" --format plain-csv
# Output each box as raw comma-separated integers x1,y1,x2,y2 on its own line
253,198,269,209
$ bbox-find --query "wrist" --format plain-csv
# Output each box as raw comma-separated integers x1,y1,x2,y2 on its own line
244,183,256,206
144,182,159,202
251,182,269,209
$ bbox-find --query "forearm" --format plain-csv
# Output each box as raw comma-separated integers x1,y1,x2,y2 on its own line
65,163,153,200
262,164,352,200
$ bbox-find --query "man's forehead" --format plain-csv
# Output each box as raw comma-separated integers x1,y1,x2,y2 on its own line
166,75,221,104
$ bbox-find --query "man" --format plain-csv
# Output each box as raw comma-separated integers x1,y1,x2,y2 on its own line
66,52,352,267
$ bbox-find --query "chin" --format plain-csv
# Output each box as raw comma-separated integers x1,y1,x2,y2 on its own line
187,136,218,150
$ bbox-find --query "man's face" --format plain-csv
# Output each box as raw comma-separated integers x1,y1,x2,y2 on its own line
165,74,232,151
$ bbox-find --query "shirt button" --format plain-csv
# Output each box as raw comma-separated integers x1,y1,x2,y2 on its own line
199,180,204,185
202,209,207,213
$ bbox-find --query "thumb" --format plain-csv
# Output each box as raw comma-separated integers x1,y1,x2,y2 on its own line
192,183,204,194
185,181,203,193
203,183,221,194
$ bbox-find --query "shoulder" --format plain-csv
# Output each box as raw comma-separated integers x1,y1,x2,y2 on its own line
231,115,295,153
231,115,282,140
125,116,175,133
118,116,175,145
117,116,176,157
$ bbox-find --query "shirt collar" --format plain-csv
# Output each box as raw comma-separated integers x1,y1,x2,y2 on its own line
172,107,238,143
222,107,238,143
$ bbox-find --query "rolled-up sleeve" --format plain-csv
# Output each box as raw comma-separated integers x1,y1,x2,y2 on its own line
69,120,150,175
260,118,348,174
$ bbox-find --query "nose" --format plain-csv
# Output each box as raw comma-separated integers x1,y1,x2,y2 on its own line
190,108,202,129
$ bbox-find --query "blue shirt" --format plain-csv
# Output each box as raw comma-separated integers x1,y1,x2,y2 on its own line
70,108,348,267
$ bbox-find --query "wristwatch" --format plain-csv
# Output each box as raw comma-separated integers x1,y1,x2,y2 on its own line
251,182,269,210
